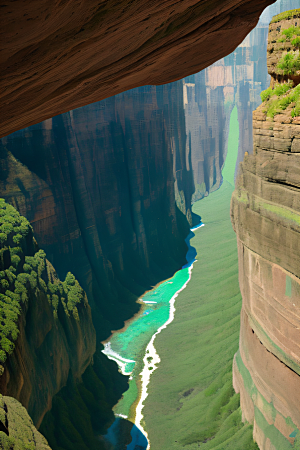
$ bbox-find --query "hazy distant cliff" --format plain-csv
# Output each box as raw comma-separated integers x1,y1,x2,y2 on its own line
231,10,300,449
182,0,299,194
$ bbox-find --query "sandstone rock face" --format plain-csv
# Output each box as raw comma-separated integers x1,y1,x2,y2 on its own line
232,13,300,448
1,271,96,428
232,113,300,449
0,82,192,341
0,0,275,138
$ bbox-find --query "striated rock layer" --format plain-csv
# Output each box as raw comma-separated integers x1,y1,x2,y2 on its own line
0,0,275,138
232,111,300,450
231,11,300,449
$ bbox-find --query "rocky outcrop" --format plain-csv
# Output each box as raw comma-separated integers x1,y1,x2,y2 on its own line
231,10,300,449
0,82,192,341
0,0,275,137
39,346,130,450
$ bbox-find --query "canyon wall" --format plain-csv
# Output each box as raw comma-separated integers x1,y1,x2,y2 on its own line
0,202,129,450
0,200,95,429
0,81,192,342
231,10,300,449
183,74,228,202
1,3,298,449
0,0,275,138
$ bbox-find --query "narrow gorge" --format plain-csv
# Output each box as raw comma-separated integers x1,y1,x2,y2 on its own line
0,2,299,450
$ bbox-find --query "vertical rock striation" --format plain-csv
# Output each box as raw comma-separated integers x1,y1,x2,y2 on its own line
185,0,300,191
183,73,228,202
0,82,192,341
182,8,276,201
231,10,300,449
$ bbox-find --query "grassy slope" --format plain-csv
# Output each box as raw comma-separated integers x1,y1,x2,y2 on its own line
222,106,239,186
143,181,258,450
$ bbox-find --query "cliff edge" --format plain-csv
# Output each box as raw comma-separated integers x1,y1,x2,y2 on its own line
231,9,300,449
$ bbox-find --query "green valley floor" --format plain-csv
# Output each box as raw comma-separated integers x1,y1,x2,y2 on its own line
143,180,259,450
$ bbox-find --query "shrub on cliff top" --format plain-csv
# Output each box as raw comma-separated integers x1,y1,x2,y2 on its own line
260,82,292,102
277,50,300,75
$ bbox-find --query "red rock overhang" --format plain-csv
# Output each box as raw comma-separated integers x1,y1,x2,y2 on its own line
0,0,275,137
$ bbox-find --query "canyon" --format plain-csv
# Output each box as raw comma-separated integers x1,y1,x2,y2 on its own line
0,2,299,450
0,82,194,450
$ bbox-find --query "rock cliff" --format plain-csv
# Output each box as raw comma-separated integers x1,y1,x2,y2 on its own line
0,0,275,137
0,82,192,342
182,5,277,201
231,10,300,449
0,200,96,427
183,73,228,202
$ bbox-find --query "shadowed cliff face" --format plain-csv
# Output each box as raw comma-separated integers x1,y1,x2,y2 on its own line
0,200,96,428
231,11,300,449
0,0,275,137
0,82,192,341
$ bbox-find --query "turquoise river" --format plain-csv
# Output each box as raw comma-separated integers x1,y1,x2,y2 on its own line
102,103,239,449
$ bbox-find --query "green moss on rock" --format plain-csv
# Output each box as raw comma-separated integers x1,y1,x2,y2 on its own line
0,395,51,449
260,83,300,118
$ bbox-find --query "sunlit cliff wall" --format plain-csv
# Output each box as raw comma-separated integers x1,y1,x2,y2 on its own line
231,10,300,449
